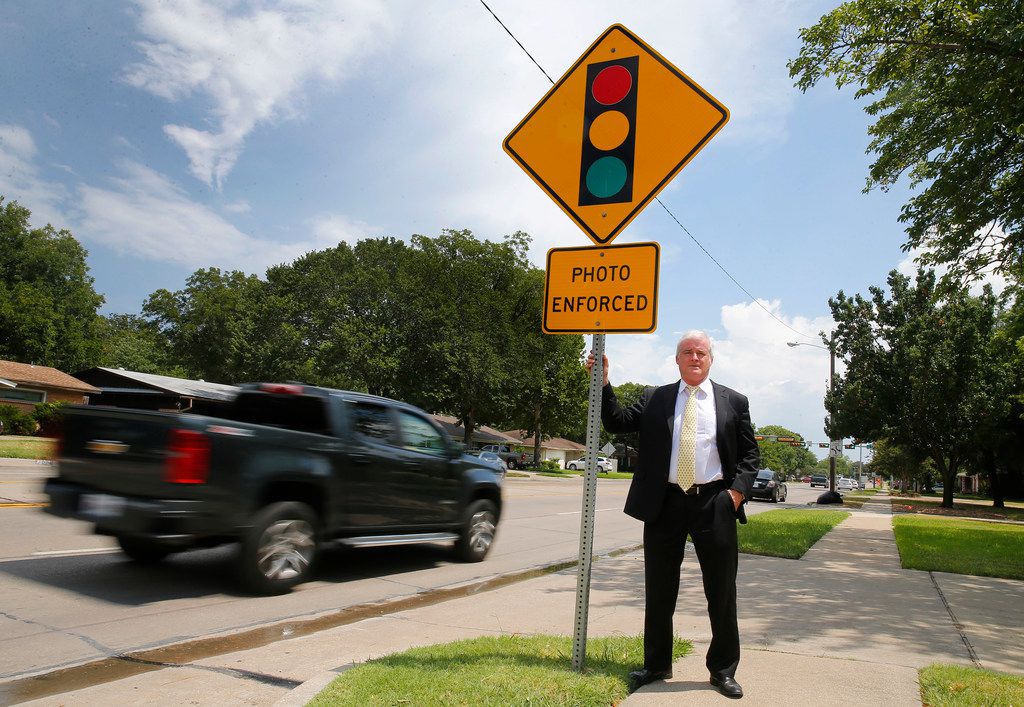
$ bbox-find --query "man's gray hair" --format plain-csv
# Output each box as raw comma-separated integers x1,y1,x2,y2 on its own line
676,330,714,357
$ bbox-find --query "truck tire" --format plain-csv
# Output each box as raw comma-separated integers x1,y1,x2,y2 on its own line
239,502,318,595
454,499,497,563
117,535,174,564
506,458,517,470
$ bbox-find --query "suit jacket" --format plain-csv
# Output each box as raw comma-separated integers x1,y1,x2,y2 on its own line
602,379,760,524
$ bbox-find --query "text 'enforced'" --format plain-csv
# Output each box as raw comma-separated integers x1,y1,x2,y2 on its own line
543,242,659,334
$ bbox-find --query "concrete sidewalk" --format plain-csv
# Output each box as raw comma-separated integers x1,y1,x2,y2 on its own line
13,496,1024,706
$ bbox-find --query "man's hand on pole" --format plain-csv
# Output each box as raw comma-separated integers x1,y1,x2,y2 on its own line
585,352,609,386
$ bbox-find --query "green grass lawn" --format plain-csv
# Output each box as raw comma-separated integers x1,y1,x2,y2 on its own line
310,634,691,706
737,509,849,559
893,516,1024,580
0,436,55,459
891,498,1024,522
919,663,1024,706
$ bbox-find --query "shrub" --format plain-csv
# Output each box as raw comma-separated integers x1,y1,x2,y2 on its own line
0,404,38,436
540,459,562,471
33,401,67,436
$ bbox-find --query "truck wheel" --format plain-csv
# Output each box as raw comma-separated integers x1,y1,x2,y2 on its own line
506,458,516,470
454,499,497,563
117,535,173,564
239,502,318,595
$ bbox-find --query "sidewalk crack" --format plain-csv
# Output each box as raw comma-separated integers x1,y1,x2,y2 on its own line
928,571,981,668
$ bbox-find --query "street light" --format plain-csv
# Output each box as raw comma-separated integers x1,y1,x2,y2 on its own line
787,337,840,501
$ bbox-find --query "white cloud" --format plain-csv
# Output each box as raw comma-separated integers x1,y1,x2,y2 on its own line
124,0,393,188
0,124,36,158
605,298,837,444
384,1,810,265
309,213,378,246
77,161,370,272
0,123,69,229
897,241,1009,298
223,199,252,214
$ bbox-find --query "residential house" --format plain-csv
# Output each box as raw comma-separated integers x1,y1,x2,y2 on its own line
73,367,239,415
432,414,520,448
500,430,589,469
0,359,99,414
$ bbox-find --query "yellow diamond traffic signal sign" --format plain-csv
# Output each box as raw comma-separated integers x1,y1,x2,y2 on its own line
504,24,729,245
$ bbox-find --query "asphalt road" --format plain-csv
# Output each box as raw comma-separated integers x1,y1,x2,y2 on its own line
0,464,822,684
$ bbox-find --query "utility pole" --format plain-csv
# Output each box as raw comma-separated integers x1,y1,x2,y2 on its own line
828,334,837,493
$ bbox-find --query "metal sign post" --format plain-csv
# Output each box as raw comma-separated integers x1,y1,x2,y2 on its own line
572,332,605,672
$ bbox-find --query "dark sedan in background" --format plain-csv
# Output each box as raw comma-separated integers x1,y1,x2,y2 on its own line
750,469,787,503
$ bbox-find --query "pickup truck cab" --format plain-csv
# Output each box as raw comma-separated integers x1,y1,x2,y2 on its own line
44,383,503,594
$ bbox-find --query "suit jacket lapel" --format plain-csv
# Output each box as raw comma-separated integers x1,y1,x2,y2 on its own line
665,381,680,436
712,381,730,465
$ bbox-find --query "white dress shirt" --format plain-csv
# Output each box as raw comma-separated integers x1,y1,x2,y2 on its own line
668,379,723,485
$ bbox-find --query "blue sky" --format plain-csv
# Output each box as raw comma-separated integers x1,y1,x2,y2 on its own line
1,0,944,457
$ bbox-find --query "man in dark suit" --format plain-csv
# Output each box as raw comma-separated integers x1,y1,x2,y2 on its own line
587,330,759,698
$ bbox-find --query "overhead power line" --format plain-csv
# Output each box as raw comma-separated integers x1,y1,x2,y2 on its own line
480,0,819,342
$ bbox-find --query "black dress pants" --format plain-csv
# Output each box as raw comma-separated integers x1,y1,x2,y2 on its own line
641,483,740,677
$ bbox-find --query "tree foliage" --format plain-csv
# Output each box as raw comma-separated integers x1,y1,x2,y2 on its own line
827,267,1014,506
789,0,1024,278
504,269,588,461
97,314,185,377
0,197,105,371
138,229,582,445
755,424,818,478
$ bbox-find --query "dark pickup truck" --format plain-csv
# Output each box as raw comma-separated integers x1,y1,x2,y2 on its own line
44,383,503,594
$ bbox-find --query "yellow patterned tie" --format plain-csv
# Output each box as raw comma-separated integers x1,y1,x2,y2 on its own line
677,385,698,490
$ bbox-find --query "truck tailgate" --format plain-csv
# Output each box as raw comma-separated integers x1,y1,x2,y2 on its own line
57,406,203,497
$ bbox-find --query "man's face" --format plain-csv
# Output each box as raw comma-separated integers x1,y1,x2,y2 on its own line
676,336,712,386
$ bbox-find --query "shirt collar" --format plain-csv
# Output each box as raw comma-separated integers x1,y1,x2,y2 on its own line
679,378,712,398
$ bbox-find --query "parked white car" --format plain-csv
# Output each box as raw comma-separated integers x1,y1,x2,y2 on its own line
837,477,858,491
566,456,612,472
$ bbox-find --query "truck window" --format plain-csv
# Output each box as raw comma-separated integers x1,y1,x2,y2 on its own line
227,392,331,436
398,411,447,456
351,402,396,444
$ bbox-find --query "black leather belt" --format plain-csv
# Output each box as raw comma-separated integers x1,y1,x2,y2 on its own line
669,480,726,495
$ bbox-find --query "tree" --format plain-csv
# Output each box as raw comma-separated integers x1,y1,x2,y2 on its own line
816,454,851,477
869,437,933,490
504,269,588,464
321,238,417,396
790,1,1024,278
755,425,817,478
402,229,536,444
142,268,264,383
0,197,105,371
827,267,1013,507
97,314,184,376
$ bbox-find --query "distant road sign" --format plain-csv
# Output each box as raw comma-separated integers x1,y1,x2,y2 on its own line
504,24,728,245
601,442,616,455
543,242,659,333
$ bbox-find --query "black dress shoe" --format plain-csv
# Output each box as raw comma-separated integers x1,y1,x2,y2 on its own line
628,668,671,691
710,674,743,698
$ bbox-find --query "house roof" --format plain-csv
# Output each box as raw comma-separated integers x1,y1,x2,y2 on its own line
500,430,587,452
75,367,239,402
0,360,99,393
432,415,520,444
